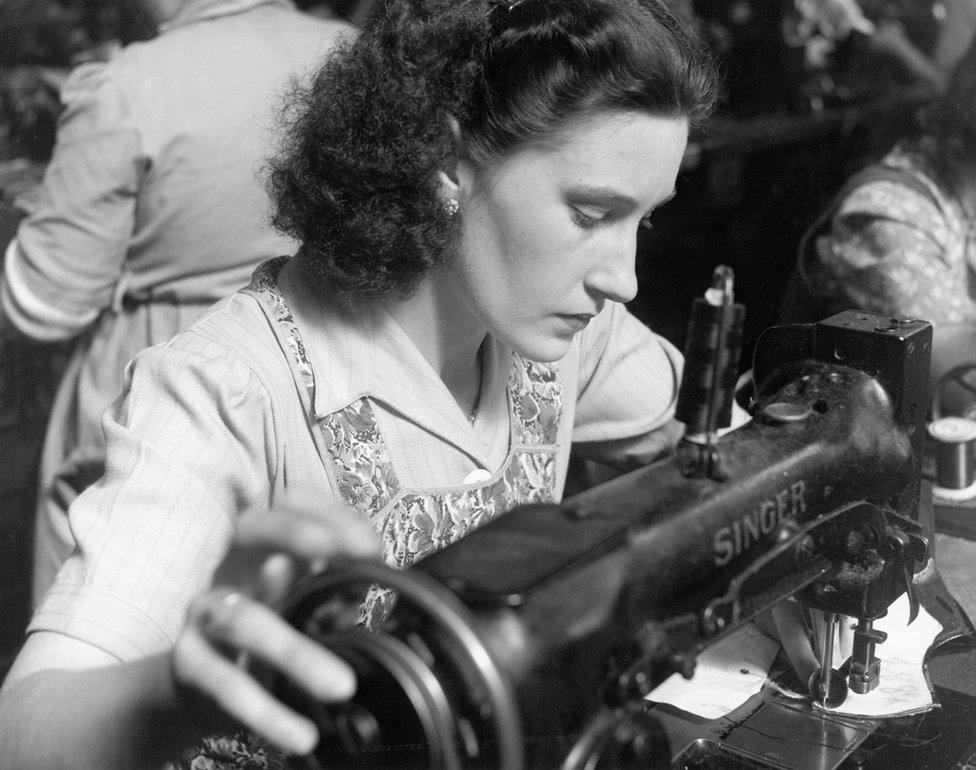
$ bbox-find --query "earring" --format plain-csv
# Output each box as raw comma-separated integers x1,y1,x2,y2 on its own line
445,198,459,217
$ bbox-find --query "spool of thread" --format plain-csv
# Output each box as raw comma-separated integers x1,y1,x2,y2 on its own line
928,416,976,501
675,293,745,435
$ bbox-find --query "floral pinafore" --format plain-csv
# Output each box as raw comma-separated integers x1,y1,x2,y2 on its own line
251,258,562,625
175,259,562,768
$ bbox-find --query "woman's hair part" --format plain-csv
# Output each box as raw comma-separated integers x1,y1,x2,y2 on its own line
267,0,719,299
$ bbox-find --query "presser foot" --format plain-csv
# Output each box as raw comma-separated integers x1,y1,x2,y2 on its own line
849,618,886,694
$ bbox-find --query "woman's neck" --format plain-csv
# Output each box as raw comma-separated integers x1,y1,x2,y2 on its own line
382,279,487,419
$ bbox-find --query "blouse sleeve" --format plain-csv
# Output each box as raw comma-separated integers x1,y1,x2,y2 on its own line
571,302,684,470
28,329,278,660
818,179,976,326
1,63,143,341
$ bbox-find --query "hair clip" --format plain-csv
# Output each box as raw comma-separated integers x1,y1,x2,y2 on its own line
488,0,526,12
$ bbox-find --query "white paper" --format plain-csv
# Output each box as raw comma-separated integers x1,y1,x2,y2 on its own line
646,622,780,719
821,593,941,718
645,594,942,721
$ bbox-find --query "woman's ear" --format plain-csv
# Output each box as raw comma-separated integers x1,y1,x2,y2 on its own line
435,115,472,206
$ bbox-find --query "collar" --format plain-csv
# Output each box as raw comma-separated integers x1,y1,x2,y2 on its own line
159,0,294,32
279,261,510,462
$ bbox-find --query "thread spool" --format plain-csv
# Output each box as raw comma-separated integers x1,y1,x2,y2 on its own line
928,416,976,501
675,288,745,435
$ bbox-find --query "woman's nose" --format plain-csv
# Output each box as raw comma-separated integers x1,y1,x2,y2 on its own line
586,235,638,304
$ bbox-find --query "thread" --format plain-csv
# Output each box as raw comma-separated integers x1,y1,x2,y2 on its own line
928,416,976,500
675,294,745,435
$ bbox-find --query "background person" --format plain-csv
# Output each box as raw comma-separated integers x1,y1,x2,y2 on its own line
0,0,351,604
782,31,976,411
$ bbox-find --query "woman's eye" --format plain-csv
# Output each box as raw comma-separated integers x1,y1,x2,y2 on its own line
572,208,604,229
640,215,654,232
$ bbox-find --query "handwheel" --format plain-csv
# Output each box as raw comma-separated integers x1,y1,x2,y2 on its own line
273,558,524,770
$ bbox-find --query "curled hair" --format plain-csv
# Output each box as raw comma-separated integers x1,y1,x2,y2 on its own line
268,0,719,298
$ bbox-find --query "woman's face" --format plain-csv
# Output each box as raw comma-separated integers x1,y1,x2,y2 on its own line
451,109,688,362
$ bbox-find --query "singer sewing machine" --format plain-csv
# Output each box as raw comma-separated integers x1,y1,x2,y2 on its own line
273,272,976,769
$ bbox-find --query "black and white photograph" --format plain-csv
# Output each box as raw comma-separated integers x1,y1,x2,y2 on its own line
1,1,976,767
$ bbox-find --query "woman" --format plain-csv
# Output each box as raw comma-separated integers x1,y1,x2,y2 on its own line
0,0,717,766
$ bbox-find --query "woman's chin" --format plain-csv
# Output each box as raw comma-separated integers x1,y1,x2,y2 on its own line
510,335,574,363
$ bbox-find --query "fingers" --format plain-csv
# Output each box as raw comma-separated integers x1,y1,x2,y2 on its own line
176,588,358,754
245,486,379,560
177,487,380,750
212,487,380,594
175,620,317,754
255,552,298,607
193,588,356,701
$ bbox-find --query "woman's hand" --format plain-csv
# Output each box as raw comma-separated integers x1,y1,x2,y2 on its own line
170,486,380,754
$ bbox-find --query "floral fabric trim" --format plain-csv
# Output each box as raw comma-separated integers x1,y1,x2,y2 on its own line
320,398,401,527
358,448,554,628
169,731,285,770
383,449,554,569
339,353,560,628
246,258,315,401
511,355,562,445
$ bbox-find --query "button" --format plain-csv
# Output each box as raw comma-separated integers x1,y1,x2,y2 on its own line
463,469,492,485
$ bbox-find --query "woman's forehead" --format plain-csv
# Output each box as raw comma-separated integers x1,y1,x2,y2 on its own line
494,108,688,158
484,110,688,193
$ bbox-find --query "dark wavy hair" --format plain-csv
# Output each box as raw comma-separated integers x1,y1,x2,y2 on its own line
267,0,719,299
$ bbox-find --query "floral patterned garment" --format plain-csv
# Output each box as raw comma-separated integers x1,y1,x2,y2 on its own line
255,257,562,626
325,375,559,626
814,139,976,327
172,733,285,770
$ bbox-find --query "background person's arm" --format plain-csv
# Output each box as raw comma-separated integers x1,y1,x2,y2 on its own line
1,62,141,343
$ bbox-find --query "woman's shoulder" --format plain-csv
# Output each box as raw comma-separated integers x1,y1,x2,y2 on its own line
573,302,681,392
837,144,948,224
138,291,295,396
578,302,678,360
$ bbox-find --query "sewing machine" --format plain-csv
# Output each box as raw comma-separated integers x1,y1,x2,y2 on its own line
274,272,976,769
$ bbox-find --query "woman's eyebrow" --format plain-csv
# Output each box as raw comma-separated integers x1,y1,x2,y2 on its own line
570,184,677,209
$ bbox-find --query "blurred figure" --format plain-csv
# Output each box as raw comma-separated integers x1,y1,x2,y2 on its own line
782,31,976,408
796,0,947,94
0,0,350,604
933,0,976,77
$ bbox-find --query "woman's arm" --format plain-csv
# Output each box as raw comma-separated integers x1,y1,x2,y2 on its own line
0,493,379,769
571,302,684,471
0,637,199,769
